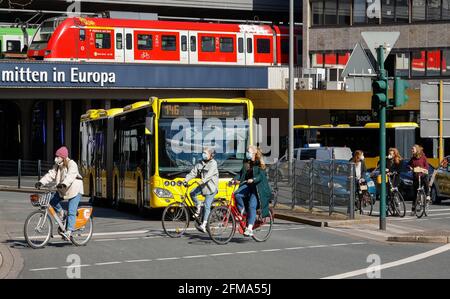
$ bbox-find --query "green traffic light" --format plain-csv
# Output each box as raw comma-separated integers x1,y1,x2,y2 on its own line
393,77,410,107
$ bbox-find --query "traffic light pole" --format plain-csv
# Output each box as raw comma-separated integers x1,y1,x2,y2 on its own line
377,46,387,231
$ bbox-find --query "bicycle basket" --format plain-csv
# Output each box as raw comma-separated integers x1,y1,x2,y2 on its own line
38,192,53,207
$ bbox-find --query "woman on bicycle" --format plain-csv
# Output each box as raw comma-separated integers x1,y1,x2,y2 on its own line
233,145,272,237
35,146,84,240
184,147,219,233
408,144,430,215
350,150,367,180
387,147,402,188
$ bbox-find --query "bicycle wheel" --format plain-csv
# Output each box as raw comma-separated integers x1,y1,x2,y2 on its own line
162,203,189,238
71,217,94,246
24,210,52,249
207,206,236,245
416,192,426,219
252,210,274,242
360,192,373,216
393,192,406,218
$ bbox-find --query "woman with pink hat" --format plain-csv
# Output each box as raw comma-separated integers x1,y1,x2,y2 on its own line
35,146,84,241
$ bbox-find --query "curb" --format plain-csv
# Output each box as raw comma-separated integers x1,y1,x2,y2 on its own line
0,187,45,194
387,235,450,244
274,212,378,227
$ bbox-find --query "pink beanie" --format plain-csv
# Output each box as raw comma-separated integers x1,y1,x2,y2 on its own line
55,146,69,159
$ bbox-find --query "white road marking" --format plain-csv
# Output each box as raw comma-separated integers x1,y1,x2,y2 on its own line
61,264,91,269
323,243,450,279
209,252,233,256
236,251,258,254
284,247,305,250
182,255,207,259
156,257,180,261
261,249,283,252
94,262,122,266
92,230,150,237
119,238,140,241
125,259,152,263
29,267,59,272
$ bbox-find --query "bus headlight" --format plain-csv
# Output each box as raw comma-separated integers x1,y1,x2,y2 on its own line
154,188,174,199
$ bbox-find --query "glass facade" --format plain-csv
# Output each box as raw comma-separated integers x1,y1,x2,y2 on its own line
311,0,450,26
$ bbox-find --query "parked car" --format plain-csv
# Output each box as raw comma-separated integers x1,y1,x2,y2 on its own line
371,160,435,202
430,156,450,204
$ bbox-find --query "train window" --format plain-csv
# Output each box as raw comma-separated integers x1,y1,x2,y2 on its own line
137,34,153,50
190,36,197,52
201,36,215,52
238,38,244,53
281,39,289,54
6,40,20,52
247,38,253,53
126,34,132,50
257,38,271,54
219,37,234,53
80,29,86,41
116,33,123,50
95,33,111,49
162,35,177,51
181,36,187,52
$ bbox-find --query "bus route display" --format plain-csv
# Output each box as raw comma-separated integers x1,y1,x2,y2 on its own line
160,103,246,118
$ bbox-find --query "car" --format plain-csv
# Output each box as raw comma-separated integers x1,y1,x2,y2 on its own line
430,156,450,204
371,160,435,202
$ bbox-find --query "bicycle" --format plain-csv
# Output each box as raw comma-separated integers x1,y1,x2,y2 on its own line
387,172,406,218
24,190,94,249
413,167,430,219
161,181,225,238
206,181,274,245
355,178,373,216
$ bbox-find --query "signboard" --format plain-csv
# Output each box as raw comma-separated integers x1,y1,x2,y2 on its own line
342,43,375,78
161,103,246,118
361,31,400,62
0,61,268,89
420,83,450,138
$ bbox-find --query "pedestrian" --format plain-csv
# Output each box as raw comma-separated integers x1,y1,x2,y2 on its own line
35,146,84,240
233,145,272,237
408,144,430,215
184,147,219,233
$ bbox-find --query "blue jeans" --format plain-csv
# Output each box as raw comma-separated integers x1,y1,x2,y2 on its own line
50,192,82,232
190,186,218,223
234,184,258,226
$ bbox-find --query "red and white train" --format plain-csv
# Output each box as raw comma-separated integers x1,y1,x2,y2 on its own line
27,17,302,66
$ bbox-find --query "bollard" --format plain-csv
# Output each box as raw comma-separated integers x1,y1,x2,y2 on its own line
17,159,21,189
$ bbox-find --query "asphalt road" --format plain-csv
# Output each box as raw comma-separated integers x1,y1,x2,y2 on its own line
1,191,450,279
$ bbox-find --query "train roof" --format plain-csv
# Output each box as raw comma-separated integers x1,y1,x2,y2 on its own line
61,17,276,34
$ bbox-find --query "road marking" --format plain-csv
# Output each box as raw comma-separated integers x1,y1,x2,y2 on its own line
29,267,59,272
94,261,122,266
119,238,140,241
261,249,283,252
92,230,150,237
94,239,117,242
125,259,152,263
183,255,207,259
61,264,91,269
236,251,258,254
209,252,233,256
284,247,305,250
323,243,450,279
156,257,180,261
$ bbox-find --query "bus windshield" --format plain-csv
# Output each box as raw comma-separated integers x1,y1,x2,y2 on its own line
158,103,249,177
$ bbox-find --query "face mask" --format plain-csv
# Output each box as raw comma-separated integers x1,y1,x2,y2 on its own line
202,152,209,161
55,157,63,165
360,155,365,161
246,152,253,160
388,154,393,159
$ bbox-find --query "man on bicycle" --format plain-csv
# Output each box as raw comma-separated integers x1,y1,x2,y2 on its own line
35,146,84,240
184,147,219,233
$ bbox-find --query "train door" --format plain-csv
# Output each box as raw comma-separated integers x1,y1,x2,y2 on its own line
115,28,125,63
189,32,198,64
245,34,254,65
237,34,245,65
180,31,189,64
76,28,89,61
124,29,134,63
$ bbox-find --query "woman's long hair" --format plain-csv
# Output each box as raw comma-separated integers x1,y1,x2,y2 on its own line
389,147,402,165
351,150,363,164
248,145,266,170
412,144,424,158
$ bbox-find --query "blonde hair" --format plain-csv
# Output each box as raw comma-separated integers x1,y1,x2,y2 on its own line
412,144,424,158
248,145,266,170
388,148,402,164
352,150,364,163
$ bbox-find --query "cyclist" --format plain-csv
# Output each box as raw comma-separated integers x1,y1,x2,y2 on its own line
35,146,84,240
350,150,367,180
232,145,271,237
408,144,430,215
184,147,219,233
387,147,402,189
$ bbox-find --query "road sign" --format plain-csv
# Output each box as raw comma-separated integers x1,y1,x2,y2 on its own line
361,32,400,62
420,83,450,138
342,43,376,78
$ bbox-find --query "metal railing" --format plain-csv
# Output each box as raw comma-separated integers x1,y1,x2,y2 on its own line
268,159,356,219
0,160,54,189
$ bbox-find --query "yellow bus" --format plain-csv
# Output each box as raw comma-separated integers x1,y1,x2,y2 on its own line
293,122,436,169
80,97,254,212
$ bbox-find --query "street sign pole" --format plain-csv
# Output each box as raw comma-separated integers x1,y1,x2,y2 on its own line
377,46,387,231
288,0,294,181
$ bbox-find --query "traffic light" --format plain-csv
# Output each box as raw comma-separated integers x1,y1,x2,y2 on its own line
392,77,410,107
372,78,388,110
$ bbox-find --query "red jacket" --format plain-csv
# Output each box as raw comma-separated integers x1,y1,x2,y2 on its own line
409,155,429,176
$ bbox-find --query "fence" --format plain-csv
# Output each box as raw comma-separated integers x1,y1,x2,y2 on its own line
268,159,356,219
0,160,54,189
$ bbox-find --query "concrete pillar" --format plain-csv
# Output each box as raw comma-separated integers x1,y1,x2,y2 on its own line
46,101,54,162
64,100,72,153
302,0,310,69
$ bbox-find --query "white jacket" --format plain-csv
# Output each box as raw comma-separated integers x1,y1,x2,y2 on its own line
39,159,84,200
